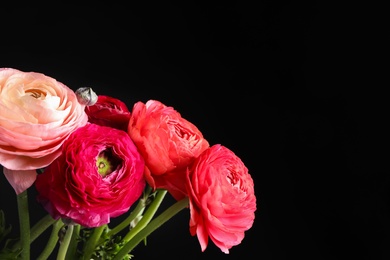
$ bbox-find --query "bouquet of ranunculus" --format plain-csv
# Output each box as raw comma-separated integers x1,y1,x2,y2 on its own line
0,68,257,259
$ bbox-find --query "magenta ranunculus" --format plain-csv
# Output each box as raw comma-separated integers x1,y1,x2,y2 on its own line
0,68,88,193
85,95,131,131
128,99,210,201
186,144,257,254
35,123,146,227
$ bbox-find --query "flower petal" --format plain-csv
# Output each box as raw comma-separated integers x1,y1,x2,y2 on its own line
3,168,37,194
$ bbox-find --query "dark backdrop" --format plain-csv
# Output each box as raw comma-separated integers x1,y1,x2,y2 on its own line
1,2,387,260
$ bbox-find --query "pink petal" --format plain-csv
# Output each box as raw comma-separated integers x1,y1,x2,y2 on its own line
196,217,209,252
3,168,37,194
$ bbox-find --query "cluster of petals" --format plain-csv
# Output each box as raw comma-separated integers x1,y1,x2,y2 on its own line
85,95,131,132
128,99,210,201
0,68,88,193
35,123,145,227
186,144,257,253
1,67,257,254
127,100,256,253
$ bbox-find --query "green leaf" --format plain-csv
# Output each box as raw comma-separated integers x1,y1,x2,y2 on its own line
0,210,12,244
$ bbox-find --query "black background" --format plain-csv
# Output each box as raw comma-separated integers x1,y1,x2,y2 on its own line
0,2,387,260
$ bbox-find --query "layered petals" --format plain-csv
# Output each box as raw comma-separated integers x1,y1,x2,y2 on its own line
0,68,88,169
128,100,209,200
186,144,257,253
85,95,131,131
0,68,88,192
35,123,146,227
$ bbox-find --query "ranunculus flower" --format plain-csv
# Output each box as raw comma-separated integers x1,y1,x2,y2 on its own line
186,144,257,254
0,68,88,193
85,95,131,131
35,123,146,227
128,100,210,201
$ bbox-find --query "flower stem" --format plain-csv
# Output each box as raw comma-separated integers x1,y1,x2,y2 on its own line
16,189,30,260
103,185,153,240
56,224,74,260
30,214,57,243
122,189,167,243
113,196,189,260
66,224,80,260
37,220,62,260
11,213,56,251
105,197,146,238
82,224,106,260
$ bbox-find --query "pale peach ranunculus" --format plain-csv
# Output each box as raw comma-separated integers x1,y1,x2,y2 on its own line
128,100,210,201
186,144,257,254
0,68,88,193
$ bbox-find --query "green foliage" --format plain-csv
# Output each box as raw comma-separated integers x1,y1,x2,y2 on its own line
0,210,21,259
0,210,12,244
80,228,133,260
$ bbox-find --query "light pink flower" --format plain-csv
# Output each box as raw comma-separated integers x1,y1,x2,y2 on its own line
128,100,210,201
0,68,88,193
186,144,257,253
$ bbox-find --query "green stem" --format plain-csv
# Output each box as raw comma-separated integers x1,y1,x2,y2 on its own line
30,214,57,243
16,189,30,260
11,213,56,251
113,196,189,260
66,224,80,260
105,198,146,238
37,220,62,260
82,225,106,260
122,189,167,243
56,224,74,260
103,185,153,239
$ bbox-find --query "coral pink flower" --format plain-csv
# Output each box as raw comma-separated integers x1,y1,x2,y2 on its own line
186,144,257,253
85,95,131,131
128,100,209,201
35,123,146,227
0,68,88,193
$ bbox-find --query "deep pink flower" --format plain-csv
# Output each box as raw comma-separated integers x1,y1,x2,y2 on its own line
186,144,257,253
85,95,131,131
128,100,210,201
35,123,145,227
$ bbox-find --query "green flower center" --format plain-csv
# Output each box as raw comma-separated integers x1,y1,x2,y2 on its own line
96,148,121,177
